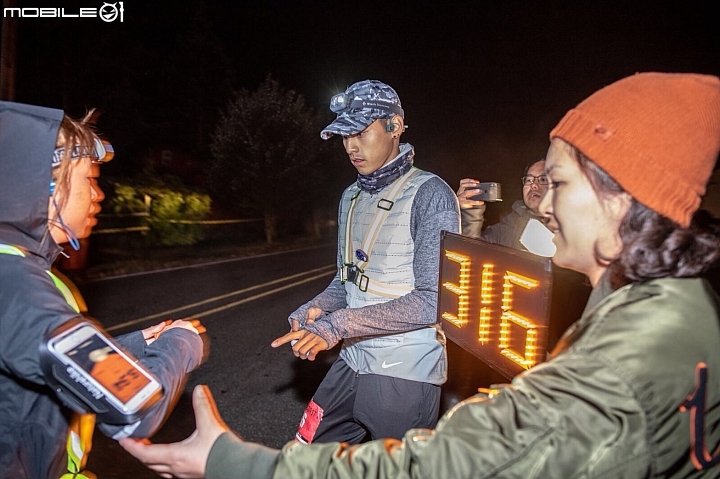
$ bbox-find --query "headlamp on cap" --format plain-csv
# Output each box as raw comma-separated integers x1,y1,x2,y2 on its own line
320,80,405,139
330,92,352,113
328,93,404,117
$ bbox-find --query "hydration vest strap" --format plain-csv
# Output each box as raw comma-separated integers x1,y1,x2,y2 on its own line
340,265,370,292
356,168,420,273
343,191,361,266
341,169,421,287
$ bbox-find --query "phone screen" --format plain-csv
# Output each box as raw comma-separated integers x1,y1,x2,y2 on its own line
65,333,151,404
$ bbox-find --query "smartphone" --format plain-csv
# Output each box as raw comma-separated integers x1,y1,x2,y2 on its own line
42,321,162,424
469,182,502,202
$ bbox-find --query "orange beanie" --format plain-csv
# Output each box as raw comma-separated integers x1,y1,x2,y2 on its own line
550,72,720,227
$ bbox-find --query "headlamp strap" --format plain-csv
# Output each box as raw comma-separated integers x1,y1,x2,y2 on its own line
346,99,404,117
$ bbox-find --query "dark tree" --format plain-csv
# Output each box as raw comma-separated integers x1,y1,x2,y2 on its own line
209,75,331,244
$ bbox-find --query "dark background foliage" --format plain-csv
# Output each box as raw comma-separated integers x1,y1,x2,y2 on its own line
4,0,719,225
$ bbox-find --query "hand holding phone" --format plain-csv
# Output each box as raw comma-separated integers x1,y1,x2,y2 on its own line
469,182,502,202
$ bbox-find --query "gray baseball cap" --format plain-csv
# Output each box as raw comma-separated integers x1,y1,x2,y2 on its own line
320,80,404,140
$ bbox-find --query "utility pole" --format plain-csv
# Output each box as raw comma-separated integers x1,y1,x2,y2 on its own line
1,0,18,101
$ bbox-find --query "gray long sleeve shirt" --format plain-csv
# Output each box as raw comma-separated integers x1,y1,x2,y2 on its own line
289,176,460,346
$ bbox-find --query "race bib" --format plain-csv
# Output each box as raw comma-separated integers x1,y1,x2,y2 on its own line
295,399,324,444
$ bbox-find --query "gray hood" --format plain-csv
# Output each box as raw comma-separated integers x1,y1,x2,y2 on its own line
0,101,64,262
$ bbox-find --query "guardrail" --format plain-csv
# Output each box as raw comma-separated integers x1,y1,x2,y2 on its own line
91,218,264,235
87,214,268,252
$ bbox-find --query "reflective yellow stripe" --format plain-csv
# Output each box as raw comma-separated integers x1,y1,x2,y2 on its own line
60,471,94,479
0,244,95,477
62,413,96,478
45,272,95,478
66,429,84,473
51,268,88,314
0,244,80,313
0,244,25,256
47,271,81,314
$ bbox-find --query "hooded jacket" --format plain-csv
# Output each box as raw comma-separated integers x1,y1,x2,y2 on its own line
0,102,204,479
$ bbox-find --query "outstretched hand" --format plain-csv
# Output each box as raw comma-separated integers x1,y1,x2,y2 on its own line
119,385,229,479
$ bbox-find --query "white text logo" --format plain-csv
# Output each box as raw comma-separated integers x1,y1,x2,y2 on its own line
3,2,124,22
381,360,403,369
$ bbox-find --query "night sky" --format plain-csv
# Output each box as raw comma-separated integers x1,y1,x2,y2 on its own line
5,0,720,214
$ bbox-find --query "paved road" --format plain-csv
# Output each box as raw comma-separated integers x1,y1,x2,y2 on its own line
80,243,498,478
82,244,341,477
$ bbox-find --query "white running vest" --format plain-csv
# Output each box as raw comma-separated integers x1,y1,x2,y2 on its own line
337,167,447,385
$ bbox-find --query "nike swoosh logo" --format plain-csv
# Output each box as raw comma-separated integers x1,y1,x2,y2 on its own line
381,361,403,369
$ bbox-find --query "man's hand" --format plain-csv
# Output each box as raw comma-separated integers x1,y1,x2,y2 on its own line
119,385,229,479
272,307,331,360
457,178,485,209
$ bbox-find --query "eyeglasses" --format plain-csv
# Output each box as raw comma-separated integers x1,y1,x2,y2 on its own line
521,174,549,186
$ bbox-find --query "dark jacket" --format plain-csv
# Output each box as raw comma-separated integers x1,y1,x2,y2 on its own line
0,102,204,479
205,276,720,478
461,200,541,250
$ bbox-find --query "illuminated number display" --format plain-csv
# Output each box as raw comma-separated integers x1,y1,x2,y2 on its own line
438,232,555,379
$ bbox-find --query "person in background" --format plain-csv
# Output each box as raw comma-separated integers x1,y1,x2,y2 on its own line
0,101,206,479
271,79,460,445
120,72,720,479
457,157,548,249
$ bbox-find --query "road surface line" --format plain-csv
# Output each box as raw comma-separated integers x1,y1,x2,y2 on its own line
88,244,334,282
192,274,331,319
106,265,335,331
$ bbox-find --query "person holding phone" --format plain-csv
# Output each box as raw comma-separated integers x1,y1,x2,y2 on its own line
121,72,720,479
0,101,206,479
457,157,548,249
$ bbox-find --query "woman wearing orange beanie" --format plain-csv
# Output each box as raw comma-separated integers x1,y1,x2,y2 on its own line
121,72,720,478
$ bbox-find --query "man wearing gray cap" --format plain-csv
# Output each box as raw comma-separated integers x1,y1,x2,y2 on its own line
271,79,461,444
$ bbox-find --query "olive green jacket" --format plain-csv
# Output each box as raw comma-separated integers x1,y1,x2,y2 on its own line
207,277,720,478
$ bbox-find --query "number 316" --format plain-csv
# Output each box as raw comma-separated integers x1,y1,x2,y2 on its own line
441,250,541,370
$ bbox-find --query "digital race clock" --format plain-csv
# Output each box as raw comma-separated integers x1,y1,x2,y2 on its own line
438,232,590,379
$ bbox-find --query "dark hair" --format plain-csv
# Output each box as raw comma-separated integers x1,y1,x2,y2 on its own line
572,147,720,287
50,110,100,216
523,157,546,177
